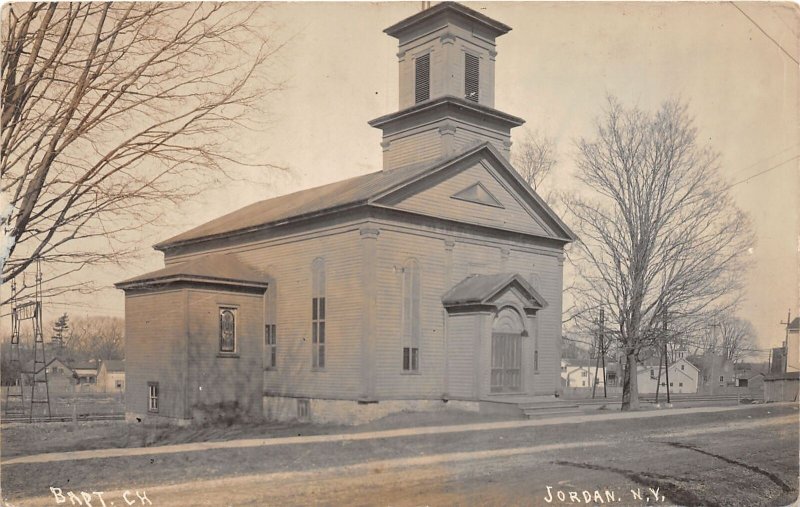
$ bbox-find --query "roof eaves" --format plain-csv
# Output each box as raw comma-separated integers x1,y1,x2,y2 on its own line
154,201,369,252
116,274,269,291
368,95,524,129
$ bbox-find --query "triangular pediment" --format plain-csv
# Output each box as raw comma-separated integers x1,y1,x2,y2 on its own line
372,145,575,240
370,144,575,242
451,182,504,208
442,273,548,312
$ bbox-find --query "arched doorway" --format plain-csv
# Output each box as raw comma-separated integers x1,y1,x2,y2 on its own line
491,307,524,393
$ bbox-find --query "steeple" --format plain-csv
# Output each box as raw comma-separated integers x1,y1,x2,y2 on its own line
370,2,524,171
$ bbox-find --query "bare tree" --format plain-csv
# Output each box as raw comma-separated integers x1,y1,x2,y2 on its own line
64,315,124,362
564,97,753,410
1,3,285,303
702,314,757,363
513,129,557,191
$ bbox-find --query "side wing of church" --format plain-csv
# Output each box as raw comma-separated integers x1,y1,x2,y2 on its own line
117,2,575,425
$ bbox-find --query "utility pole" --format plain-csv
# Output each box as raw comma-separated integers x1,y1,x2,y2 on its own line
592,313,600,399
779,310,792,373
600,308,607,398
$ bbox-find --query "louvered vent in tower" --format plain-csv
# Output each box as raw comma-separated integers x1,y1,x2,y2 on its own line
464,53,479,102
415,54,430,103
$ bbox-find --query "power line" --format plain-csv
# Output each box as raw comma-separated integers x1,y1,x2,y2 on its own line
728,154,800,188
729,2,799,66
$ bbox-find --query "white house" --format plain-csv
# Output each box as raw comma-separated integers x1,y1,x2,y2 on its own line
97,360,125,393
561,360,605,388
637,357,699,394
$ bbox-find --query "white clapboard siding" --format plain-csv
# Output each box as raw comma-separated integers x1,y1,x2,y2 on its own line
374,228,447,398
384,129,442,170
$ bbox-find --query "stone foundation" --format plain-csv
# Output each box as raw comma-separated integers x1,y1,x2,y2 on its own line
125,412,192,427
263,396,480,425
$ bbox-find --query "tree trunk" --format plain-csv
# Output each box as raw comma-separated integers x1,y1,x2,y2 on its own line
621,350,640,411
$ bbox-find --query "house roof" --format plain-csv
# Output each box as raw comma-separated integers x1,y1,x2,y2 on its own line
23,357,70,374
673,357,700,373
116,253,270,290
789,317,799,332
154,143,576,251
101,360,125,373
441,273,547,310
71,361,98,372
737,370,765,380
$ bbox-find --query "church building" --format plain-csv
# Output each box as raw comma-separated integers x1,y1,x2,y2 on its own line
117,2,575,425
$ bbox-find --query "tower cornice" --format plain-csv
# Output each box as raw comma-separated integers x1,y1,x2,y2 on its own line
384,2,511,39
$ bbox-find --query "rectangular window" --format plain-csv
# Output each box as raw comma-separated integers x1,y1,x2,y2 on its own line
403,347,419,372
679,382,683,387
464,53,479,102
265,324,277,369
680,364,685,370
115,380,123,389
219,307,237,353
415,53,430,103
148,382,159,413
719,376,724,382
669,382,673,387
297,399,310,420
312,297,325,368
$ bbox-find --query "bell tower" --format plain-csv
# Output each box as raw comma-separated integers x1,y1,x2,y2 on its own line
370,2,524,171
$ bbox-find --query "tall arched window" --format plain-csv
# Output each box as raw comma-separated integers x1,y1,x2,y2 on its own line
311,258,326,369
402,259,420,371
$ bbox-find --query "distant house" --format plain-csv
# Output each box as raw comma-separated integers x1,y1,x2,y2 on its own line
22,358,74,392
560,360,605,388
97,360,125,393
72,361,98,387
688,354,736,394
637,357,699,394
735,370,765,390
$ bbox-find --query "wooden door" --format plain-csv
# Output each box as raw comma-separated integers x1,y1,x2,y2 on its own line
491,332,522,392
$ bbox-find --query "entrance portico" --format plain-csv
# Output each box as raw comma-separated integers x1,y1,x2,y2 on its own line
442,273,547,401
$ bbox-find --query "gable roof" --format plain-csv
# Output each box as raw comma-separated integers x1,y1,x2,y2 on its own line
442,273,548,310
116,253,269,290
672,357,700,373
789,317,799,332
23,357,71,374
71,361,98,372
154,143,576,251
101,360,125,373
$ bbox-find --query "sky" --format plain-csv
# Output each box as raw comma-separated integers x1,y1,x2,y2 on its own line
9,2,798,358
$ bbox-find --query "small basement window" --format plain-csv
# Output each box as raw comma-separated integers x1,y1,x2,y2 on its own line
297,399,310,420
415,53,430,103
148,382,159,413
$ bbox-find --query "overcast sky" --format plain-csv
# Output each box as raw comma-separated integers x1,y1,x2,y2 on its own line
25,2,798,358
